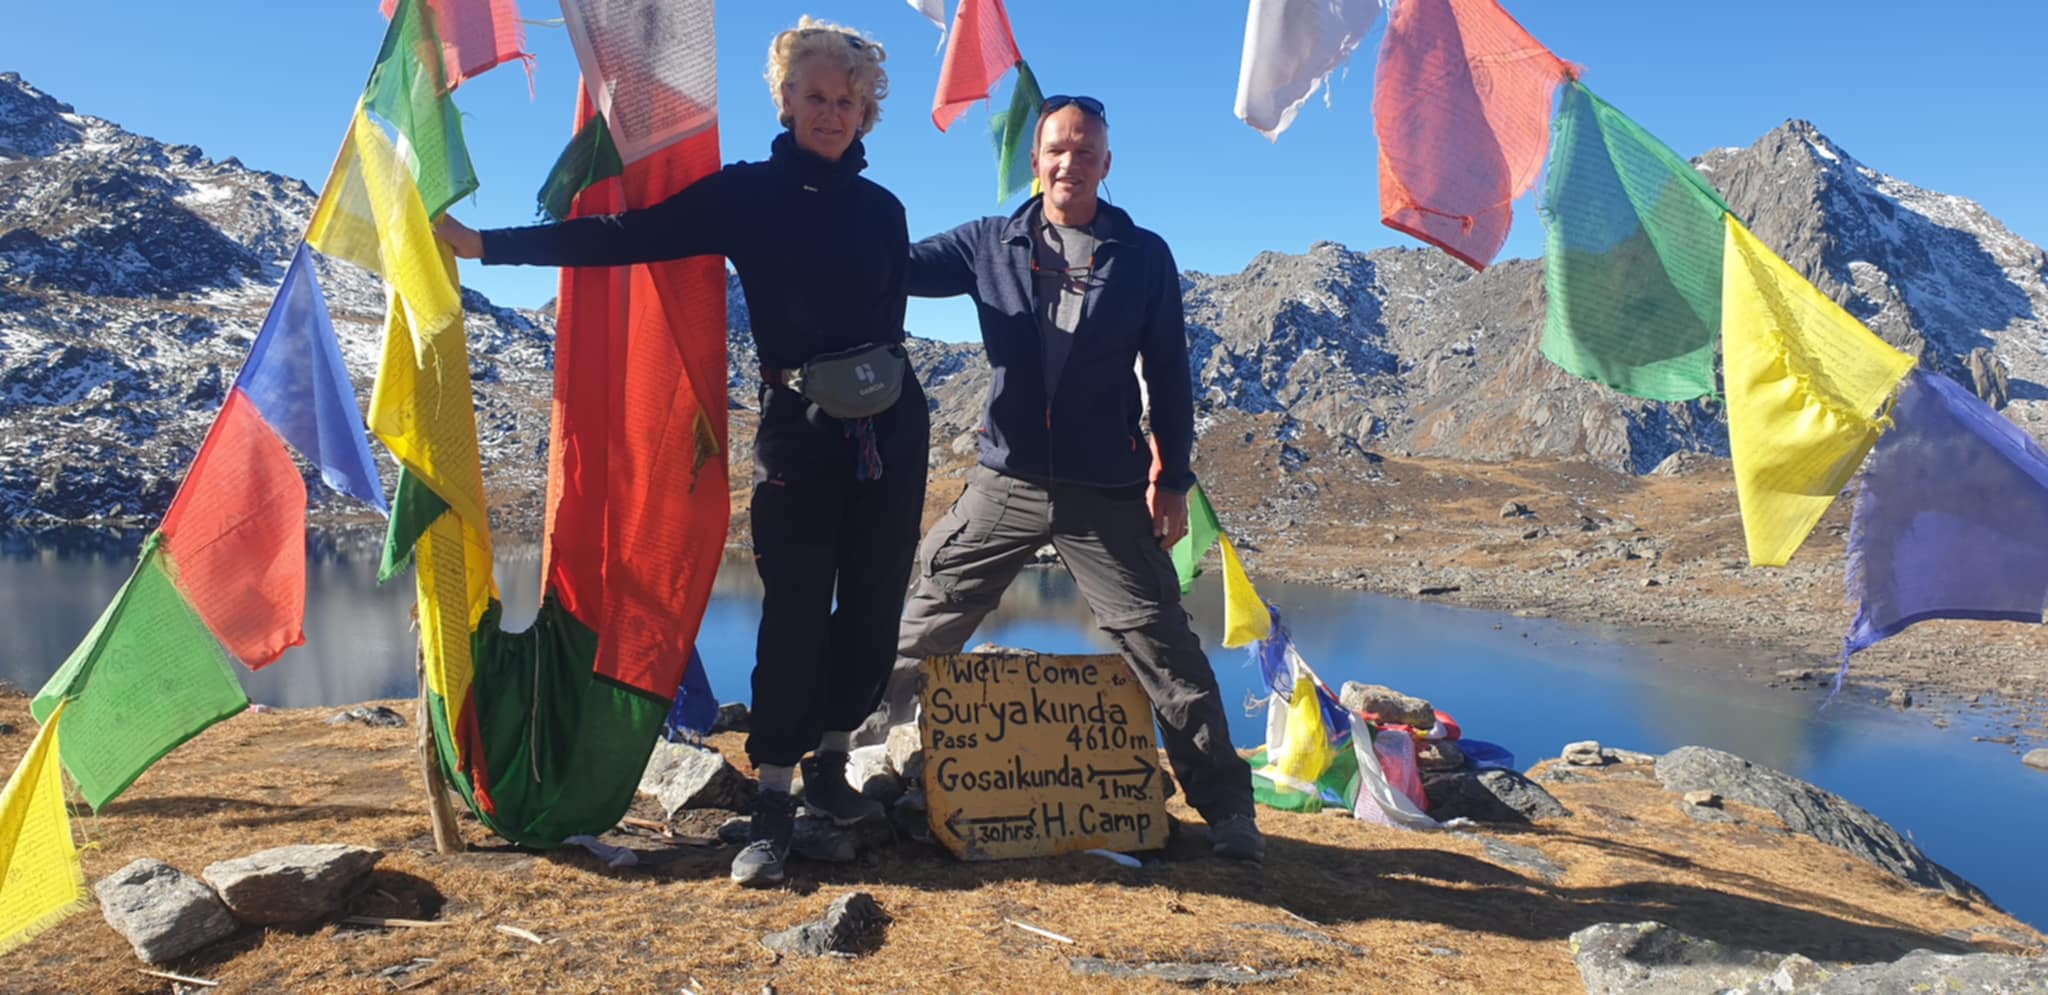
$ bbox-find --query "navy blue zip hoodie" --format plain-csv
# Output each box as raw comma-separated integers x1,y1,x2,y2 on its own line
479,133,908,373
908,196,1195,493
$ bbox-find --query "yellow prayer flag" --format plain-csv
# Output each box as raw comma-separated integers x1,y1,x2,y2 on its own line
416,511,487,748
370,301,492,564
1219,535,1272,648
1269,674,1339,792
308,106,463,345
1721,217,1915,566
0,702,91,955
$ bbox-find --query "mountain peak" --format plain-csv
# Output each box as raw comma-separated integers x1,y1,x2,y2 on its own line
0,72,87,159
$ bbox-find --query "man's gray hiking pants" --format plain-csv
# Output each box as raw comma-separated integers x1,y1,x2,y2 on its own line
861,465,1255,821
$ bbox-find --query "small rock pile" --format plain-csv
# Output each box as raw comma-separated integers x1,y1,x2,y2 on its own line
95,844,381,964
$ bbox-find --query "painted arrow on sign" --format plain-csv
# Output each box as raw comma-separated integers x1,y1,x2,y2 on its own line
943,808,1038,844
1085,753,1158,794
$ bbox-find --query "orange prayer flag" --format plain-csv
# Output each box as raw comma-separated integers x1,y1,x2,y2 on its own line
1374,0,1573,270
933,0,1023,132
158,388,308,668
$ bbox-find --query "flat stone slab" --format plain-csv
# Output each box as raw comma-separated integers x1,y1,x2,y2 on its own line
95,858,238,964
202,844,382,926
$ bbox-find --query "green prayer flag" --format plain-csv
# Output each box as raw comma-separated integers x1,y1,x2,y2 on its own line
536,113,625,222
988,60,1043,204
1540,81,1731,402
1170,482,1224,595
379,465,451,584
364,0,479,218
31,537,249,809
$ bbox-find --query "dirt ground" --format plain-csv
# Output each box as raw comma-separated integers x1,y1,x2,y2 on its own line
0,690,2038,994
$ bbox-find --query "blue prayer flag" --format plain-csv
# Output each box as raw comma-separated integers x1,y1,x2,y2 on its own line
235,243,388,512
1845,370,2048,664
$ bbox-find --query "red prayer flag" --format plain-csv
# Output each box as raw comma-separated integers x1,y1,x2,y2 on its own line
379,0,530,88
546,87,729,697
933,0,1022,132
1374,0,1572,270
159,388,308,669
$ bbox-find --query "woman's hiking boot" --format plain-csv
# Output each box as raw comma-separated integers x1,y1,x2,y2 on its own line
800,751,884,826
730,789,796,887
1208,812,1266,863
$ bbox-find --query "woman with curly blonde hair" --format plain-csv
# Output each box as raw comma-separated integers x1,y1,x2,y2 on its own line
436,17,927,887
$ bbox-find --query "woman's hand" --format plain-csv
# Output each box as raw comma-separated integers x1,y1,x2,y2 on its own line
434,215,484,259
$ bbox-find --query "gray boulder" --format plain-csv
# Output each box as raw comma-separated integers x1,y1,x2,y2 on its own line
325,705,405,728
95,859,238,964
202,844,382,926
760,892,888,957
1570,921,1786,994
1572,920,2048,994
1423,768,1571,823
1563,740,1606,767
885,722,924,783
638,741,756,817
1655,746,1985,901
2023,749,2048,772
711,702,749,734
1338,682,1435,728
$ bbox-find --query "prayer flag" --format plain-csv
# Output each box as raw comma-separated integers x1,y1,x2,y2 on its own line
1845,370,2048,657
1235,0,1380,140
380,0,529,89
159,389,308,669
1722,216,1915,566
933,0,1021,132
908,0,946,34
989,59,1043,203
235,243,388,512
1374,0,1572,270
1540,82,1730,401
1171,482,1224,594
31,540,250,809
558,0,719,165
0,701,90,956
365,0,480,218
1219,535,1273,648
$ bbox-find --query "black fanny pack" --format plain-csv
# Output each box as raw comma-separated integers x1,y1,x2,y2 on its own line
781,342,907,419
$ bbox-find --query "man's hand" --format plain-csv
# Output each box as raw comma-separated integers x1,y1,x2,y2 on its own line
434,215,484,259
1148,484,1188,550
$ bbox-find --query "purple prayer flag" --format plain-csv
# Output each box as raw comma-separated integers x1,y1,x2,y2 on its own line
1844,369,2048,660
234,243,389,513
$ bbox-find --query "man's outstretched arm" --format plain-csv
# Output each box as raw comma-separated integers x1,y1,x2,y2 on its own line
906,219,986,298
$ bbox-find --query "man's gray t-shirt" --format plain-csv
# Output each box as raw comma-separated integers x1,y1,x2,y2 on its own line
1031,206,1101,400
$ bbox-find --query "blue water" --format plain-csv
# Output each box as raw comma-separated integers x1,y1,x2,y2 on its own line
3,540,2044,928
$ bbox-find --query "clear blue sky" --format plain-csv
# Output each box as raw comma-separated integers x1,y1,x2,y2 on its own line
10,1,2047,342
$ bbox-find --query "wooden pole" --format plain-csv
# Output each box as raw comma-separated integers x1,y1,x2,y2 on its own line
416,641,464,853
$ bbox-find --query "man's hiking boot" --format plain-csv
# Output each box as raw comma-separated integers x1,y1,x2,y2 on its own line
1209,812,1266,863
801,751,884,826
730,790,796,887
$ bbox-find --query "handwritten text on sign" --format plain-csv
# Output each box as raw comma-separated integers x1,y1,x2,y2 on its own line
921,652,1167,861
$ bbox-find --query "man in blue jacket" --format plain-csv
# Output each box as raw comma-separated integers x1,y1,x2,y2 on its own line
867,96,1261,861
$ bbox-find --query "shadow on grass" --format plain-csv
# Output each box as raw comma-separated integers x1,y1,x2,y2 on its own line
517,815,1979,967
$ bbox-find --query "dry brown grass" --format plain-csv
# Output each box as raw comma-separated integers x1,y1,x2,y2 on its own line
0,692,2037,994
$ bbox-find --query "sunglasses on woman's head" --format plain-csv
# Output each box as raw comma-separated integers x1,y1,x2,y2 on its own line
1040,94,1108,124
799,26,865,49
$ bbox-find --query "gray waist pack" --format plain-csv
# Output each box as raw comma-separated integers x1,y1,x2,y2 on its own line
787,342,907,419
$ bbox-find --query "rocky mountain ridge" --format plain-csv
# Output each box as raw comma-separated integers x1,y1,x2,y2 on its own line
3,71,2043,526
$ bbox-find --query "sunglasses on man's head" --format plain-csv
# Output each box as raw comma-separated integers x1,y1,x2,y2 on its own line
1040,94,1108,124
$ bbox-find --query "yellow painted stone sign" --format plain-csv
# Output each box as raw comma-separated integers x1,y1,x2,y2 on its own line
921,651,1169,860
